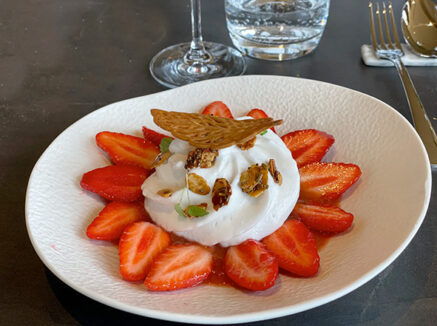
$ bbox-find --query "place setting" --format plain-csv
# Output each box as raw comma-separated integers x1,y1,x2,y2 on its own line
23,0,436,325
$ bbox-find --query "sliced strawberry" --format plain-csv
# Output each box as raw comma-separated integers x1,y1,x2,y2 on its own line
96,131,160,169
299,162,362,201
145,244,213,291
142,127,172,147
81,165,151,202
119,222,171,282
201,101,234,119
224,239,278,291
262,219,320,277
281,129,335,167
291,202,353,233
247,108,276,132
86,202,149,241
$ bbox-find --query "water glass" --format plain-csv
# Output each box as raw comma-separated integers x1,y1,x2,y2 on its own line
225,0,330,61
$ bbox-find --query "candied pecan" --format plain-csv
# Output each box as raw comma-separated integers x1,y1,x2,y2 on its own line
185,148,218,169
184,203,208,218
268,159,283,185
187,173,210,195
240,163,269,198
212,178,232,211
157,188,173,198
237,137,256,150
152,151,172,168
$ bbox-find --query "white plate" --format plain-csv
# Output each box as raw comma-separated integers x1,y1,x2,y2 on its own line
25,75,431,324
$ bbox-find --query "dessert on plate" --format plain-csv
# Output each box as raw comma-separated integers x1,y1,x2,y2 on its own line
81,101,362,292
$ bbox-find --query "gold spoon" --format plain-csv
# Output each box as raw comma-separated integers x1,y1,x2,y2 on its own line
401,0,437,57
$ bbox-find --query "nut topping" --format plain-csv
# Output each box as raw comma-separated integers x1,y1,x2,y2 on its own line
157,188,173,198
212,178,232,211
237,137,256,150
152,151,172,168
185,148,218,169
240,163,269,198
268,159,283,185
187,173,210,195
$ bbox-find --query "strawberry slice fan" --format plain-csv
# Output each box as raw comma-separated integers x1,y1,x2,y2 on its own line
81,101,362,292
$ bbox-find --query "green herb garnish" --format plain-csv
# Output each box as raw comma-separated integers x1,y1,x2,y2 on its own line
160,137,173,153
186,205,209,217
260,130,268,136
174,203,186,217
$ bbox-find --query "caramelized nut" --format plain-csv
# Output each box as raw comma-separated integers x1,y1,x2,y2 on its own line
240,163,269,198
268,159,283,185
152,151,172,168
237,137,256,150
185,148,218,169
187,173,210,195
157,188,173,198
212,178,232,211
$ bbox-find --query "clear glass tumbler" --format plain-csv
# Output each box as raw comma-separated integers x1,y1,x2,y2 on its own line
225,0,330,61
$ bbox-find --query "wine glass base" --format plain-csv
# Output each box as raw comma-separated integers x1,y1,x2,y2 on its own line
149,42,246,88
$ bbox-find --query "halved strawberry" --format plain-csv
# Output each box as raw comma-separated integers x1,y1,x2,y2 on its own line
142,127,172,147
281,129,335,167
119,222,171,282
262,219,319,277
96,131,159,169
81,165,151,202
86,202,150,241
291,202,353,233
224,239,278,291
201,101,234,119
145,244,213,291
247,108,276,133
299,162,362,201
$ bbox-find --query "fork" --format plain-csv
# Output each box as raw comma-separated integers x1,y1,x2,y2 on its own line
369,1,437,166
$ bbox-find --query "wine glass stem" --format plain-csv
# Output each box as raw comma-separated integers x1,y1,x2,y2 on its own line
185,0,211,67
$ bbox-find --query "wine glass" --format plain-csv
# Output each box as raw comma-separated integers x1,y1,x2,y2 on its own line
149,0,246,88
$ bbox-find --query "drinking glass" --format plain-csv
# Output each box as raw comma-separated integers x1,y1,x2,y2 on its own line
150,0,246,88
225,0,330,61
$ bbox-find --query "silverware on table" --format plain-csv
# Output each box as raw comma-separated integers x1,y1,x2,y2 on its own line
368,1,437,167
401,0,437,57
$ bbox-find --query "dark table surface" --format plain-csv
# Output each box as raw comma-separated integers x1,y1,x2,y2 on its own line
1,0,436,325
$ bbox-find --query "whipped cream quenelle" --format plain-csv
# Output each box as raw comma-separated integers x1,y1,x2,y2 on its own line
142,128,300,247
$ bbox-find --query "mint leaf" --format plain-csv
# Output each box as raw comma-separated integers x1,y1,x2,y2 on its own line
174,203,186,217
260,130,267,136
187,205,209,217
160,137,173,153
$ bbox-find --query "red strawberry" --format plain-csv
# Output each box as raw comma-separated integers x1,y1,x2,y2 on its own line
145,244,213,291
142,127,172,147
262,220,320,277
224,239,278,291
247,108,276,132
299,162,362,201
81,165,151,202
201,101,234,119
86,202,149,241
281,129,335,167
291,202,353,233
119,222,171,282
96,131,160,169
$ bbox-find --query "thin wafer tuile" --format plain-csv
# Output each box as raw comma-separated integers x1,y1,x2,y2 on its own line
151,109,282,150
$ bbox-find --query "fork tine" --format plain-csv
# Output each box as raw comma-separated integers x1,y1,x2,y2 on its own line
388,1,402,50
382,3,394,49
375,3,387,49
369,2,378,51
